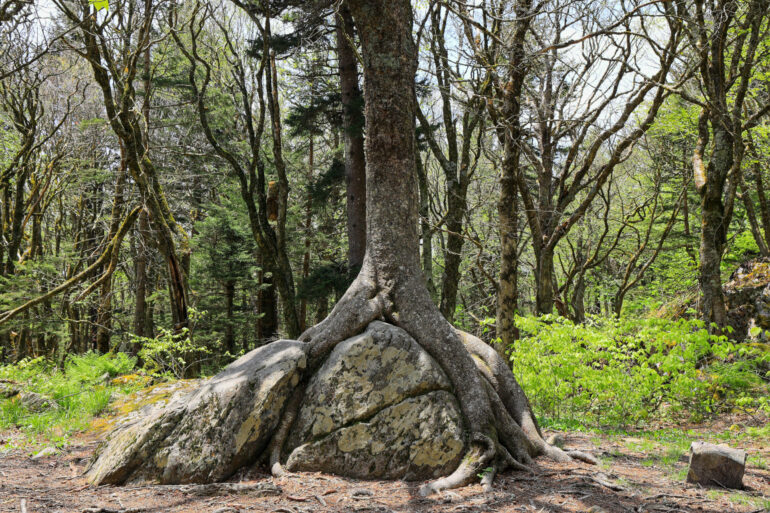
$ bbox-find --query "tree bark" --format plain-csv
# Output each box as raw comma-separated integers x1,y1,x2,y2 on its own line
696,124,731,329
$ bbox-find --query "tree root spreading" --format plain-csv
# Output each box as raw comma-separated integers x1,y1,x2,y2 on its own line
273,270,597,495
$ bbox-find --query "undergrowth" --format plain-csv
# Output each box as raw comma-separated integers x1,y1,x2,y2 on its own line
506,315,770,429
0,352,145,448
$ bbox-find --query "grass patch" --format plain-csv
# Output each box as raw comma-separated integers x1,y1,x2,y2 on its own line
0,352,149,448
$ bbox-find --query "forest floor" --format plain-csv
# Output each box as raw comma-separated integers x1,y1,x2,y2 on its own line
0,413,768,513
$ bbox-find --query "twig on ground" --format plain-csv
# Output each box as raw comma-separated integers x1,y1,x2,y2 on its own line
177,482,282,496
82,508,146,513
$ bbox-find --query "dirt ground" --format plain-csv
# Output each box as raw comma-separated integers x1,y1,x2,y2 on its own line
1,423,768,513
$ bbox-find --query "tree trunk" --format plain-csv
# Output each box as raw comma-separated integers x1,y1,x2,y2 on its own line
497,160,520,351
755,160,770,248
682,157,697,264
697,125,731,329
416,149,436,297
535,248,556,315
257,257,278,341
439,180,468,322
494,0,531,347
337,5,366,272
300,138,313,333
572,272,586,323
224,280,235,355
741,175,770,256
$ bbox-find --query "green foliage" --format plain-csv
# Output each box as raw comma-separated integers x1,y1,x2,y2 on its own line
0,353,140,446
308,158,346,207
507,315,769,428
88,0,109,11
297,262,351,301
134,327,216,380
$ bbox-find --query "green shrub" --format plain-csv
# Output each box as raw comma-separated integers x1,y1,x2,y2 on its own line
507,315,769,428
133,327,216,379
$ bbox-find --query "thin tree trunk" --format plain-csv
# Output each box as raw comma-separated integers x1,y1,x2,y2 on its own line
416,149,435,297
754,160,770,250
300,138,313,333
535,248,556,315
336,5,366,272
224,280,235,354
257,256,278,341
133,210,150,340
440,181,468,322
741,175,770,256
682,155,697,264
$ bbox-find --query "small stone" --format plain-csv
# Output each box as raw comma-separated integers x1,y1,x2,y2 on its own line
545,433,565,448
17,392,56,412
0,383,19,398
32,446,58,459
686,441,746,489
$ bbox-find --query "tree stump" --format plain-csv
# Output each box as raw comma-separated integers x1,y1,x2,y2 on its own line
686,441,746,489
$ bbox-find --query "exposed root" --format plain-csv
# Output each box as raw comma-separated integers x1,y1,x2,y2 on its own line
567,450,599,465
495,443,534,473
268,387,305,478
418,433,496,497
300,275,386,368
267,272,593,494
458,330,578,464
481,378,535,465
480,464,496,493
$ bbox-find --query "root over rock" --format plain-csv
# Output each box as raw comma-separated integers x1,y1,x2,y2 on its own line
87,323,466,484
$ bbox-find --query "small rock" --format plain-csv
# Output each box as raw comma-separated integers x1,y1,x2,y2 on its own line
0,382,19,398
17,392,56,412
32,446,59,460
439,491,461,503
686,441,746,489
545,433,565,449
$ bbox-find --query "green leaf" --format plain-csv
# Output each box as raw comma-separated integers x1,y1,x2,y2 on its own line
749,326,762,338
89,0,109,11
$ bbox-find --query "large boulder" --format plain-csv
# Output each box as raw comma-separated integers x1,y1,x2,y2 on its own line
284,321,465,480
86,340,306,484
86,322,466,485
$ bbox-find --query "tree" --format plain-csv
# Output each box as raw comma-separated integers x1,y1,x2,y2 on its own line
85,0,585,495
53,0,191,331
289,0,587,493
676,0,770,329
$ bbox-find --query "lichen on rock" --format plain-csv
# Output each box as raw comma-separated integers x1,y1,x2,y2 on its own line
286,391,464,480
284,322,465,480
86,340,306,484
87,322,468,485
